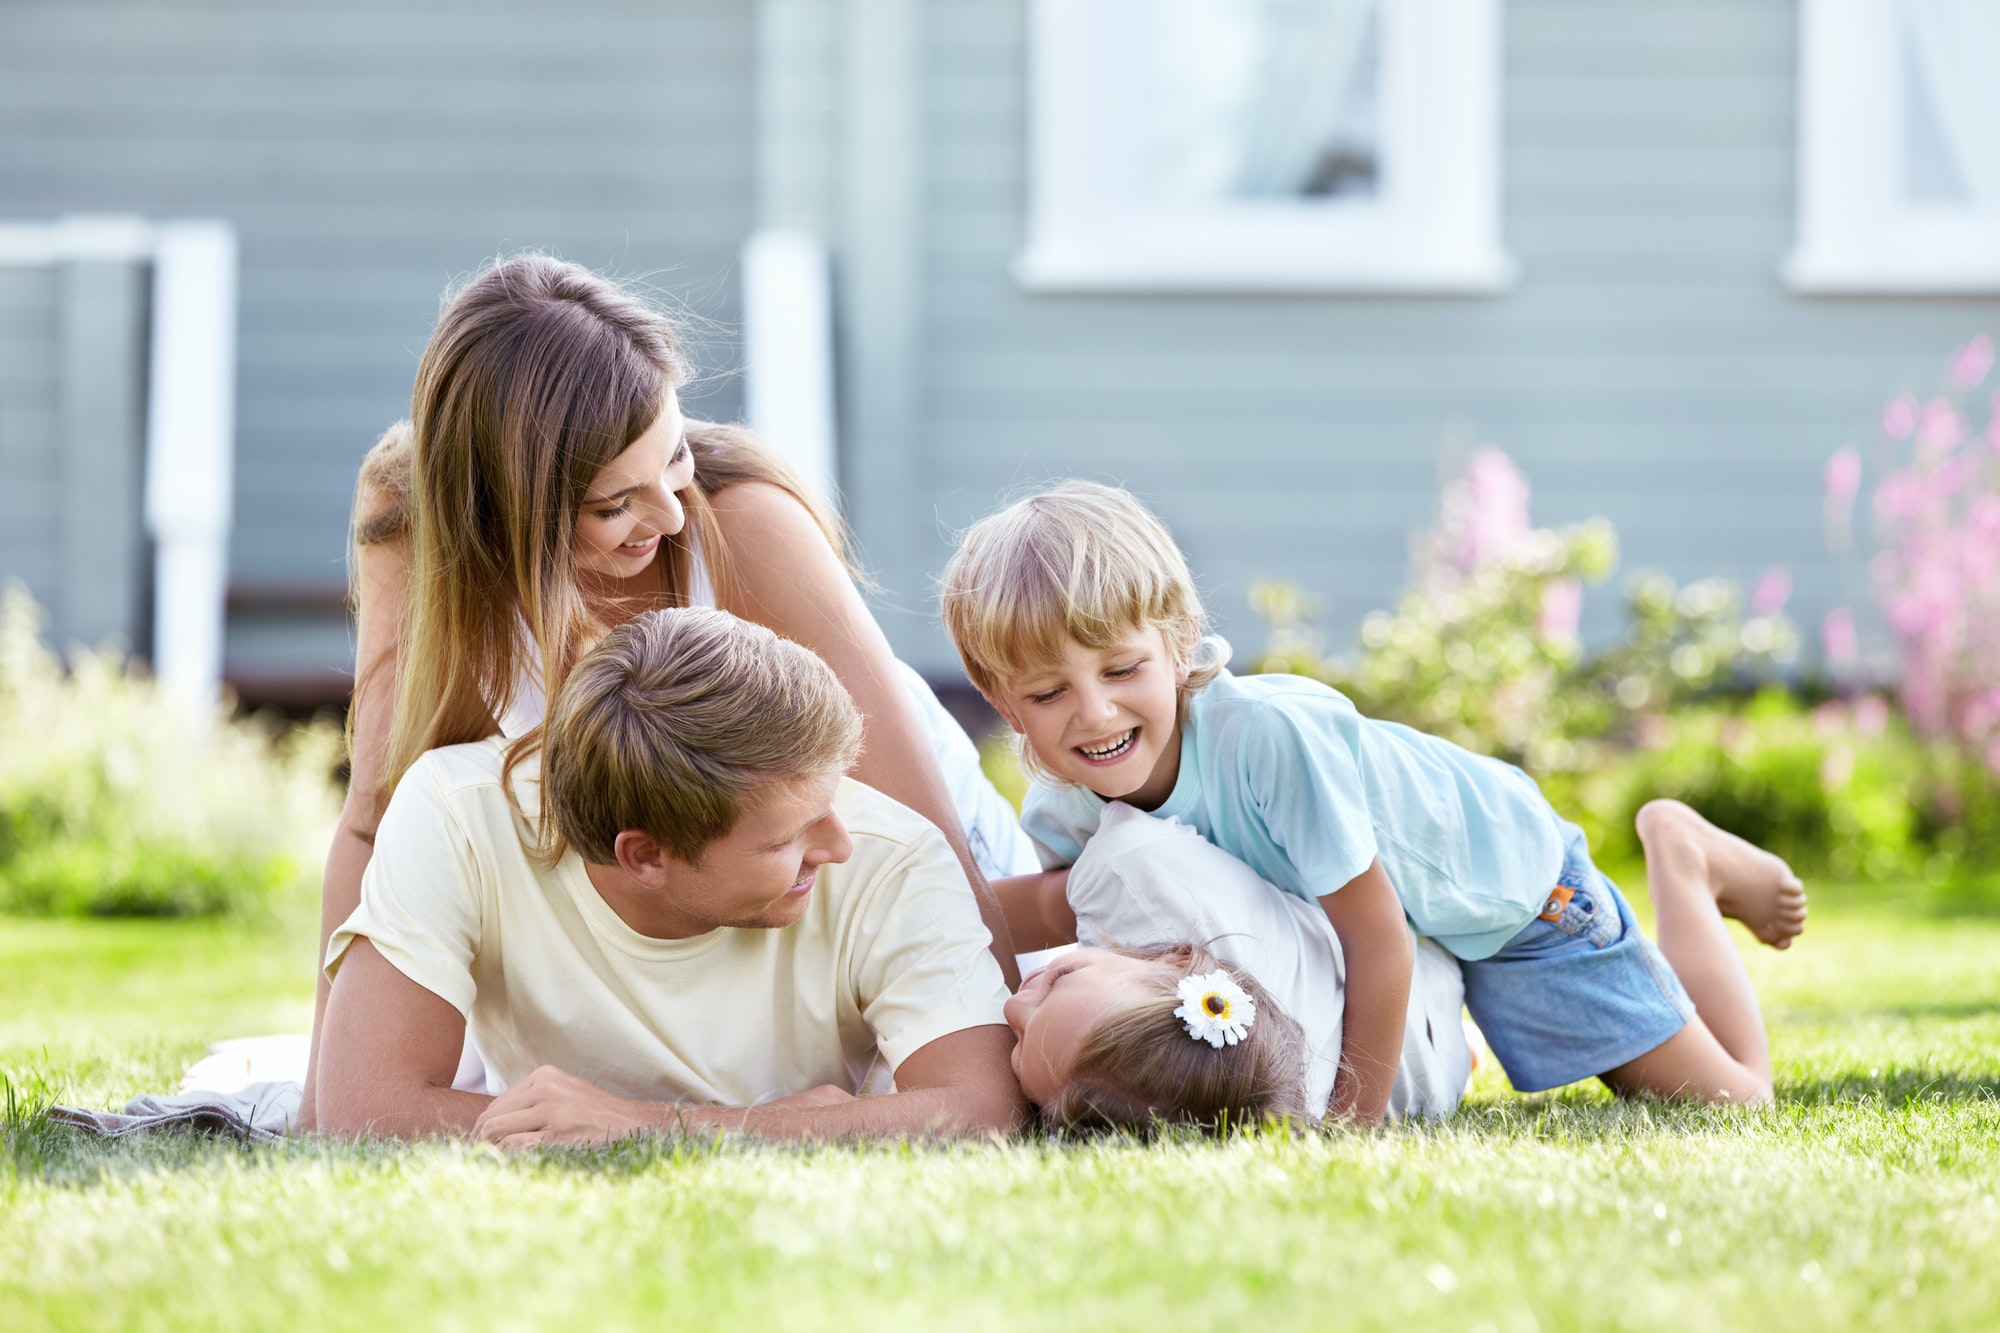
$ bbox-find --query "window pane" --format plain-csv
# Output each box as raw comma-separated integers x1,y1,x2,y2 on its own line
1904,0,2000,209
1138,0,1382,205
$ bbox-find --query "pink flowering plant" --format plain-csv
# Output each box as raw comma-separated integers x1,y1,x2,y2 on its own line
1254,447,1796,780
1825,334,2000,776
1249,447,1991,875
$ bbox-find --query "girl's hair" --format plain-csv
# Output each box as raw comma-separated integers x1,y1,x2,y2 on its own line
939,480,1220,700
1042,943,1315,1134
359,254,846,809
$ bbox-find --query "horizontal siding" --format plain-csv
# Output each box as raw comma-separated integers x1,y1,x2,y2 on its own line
0,0,754,677
871,0,2000,671
0,266,61,614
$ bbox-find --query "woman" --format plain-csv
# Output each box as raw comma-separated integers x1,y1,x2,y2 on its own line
302,255,1032,1130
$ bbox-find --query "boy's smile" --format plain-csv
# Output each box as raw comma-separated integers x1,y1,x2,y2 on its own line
994,626,1186,810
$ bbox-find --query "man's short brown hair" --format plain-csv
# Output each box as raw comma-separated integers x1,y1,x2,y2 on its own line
542,608,863,865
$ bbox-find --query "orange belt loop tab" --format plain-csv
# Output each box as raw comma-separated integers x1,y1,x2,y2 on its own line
1539,885,1575,922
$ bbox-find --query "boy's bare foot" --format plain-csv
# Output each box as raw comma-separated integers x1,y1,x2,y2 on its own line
1634,799,1808,949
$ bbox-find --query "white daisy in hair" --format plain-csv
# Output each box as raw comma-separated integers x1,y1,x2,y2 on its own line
1174,970,1256,1048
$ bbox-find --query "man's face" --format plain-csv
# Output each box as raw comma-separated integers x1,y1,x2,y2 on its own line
603,771,853,939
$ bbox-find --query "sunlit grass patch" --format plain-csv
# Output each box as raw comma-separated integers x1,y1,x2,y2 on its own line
4,881,1998,1330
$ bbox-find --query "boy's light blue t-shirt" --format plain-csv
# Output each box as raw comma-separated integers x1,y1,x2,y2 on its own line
1020,670,1566,961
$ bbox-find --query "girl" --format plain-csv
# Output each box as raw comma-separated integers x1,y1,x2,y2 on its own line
1007,798,1801,1131
302,255,1033,1130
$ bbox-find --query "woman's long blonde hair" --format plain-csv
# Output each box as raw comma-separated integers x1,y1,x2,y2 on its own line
360,254,844,808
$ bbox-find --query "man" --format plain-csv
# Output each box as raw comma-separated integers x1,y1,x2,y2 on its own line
317,608,1026,1144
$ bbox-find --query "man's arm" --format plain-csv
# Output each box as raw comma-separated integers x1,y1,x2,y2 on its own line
317,937,493,1138
471,1024,1028,1148
990,870,1076,954
1318,857,1413,1126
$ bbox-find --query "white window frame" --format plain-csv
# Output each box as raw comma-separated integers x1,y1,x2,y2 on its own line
1013,0,1513,294
1786,0,2000,293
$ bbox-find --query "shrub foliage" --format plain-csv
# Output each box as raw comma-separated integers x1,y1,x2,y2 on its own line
0,585,342,917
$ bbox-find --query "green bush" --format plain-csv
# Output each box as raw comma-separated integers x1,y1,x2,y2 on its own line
1252,448,1998,881
0,585,342,917
1548,688,2000,880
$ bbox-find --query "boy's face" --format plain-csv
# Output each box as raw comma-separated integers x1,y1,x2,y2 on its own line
991,625,1186,809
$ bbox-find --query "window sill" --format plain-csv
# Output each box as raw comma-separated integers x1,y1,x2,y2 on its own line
1783,250,2000,296
1012,243,1519,296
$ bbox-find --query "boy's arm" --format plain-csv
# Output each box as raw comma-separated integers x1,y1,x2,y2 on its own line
471,1024,1027,1146
1318,857,1413,1126
990,870,1076,953
317,937,494,1137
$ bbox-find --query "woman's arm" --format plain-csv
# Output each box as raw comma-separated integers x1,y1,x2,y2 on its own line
297,510,409,1133
706,481,1021,988
1318,857,1413,1126
991,870,1075,954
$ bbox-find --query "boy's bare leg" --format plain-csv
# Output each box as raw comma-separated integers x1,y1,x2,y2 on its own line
1599,799,1804,1105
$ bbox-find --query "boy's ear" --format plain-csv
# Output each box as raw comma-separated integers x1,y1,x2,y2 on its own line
613,828,675,883
981,687,1028,735
1173,617,1204,687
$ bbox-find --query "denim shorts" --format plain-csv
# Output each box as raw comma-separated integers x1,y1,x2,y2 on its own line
1460,822,1697,1093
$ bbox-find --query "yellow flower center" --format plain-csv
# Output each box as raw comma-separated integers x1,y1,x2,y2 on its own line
1203,993,1229,1018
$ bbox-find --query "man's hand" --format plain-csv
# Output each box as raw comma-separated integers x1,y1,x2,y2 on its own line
472,1066,659,1150
759,1084,858,1110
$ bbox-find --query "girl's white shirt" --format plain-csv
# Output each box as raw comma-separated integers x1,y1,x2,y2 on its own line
1066,800,1471,1120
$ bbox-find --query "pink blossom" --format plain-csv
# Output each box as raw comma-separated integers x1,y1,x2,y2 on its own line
1823,607,1858,665
1824,448,1862,525
1950,333,1994,389
1813,699,1848,737
1446,448,1533,573
1539,577,1582,642
1918,398,1965,455
1852,694,1889,736
1882,392,1921,439
1873,470,1919,522
1749,567,1792,618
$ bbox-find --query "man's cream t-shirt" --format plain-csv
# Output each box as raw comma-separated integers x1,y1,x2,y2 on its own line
327,738,1011,1106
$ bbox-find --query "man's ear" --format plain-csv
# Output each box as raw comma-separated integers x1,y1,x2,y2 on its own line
612,828,676,884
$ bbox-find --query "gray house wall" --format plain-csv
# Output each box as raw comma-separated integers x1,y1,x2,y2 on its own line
0,0,753,698
781,0,2000,677
0,254,151,654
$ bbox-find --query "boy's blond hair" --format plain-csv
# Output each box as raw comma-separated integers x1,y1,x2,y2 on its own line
542,607,862,866
940,481,1220,701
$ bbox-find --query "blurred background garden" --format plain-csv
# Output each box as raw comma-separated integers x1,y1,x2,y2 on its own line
7,1,2000,1328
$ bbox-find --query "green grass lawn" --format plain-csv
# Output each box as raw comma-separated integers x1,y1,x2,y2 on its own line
5,882,2000,1332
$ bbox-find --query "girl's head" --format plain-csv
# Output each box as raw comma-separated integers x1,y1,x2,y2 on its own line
374,255,839,806
940,482,1222,802
1004,944,1312,1133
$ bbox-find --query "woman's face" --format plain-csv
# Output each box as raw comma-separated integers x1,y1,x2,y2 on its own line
573,390,696,580
1002,949,1166,1106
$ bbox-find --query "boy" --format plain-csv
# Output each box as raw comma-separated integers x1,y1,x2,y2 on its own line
942,482,1805,1122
